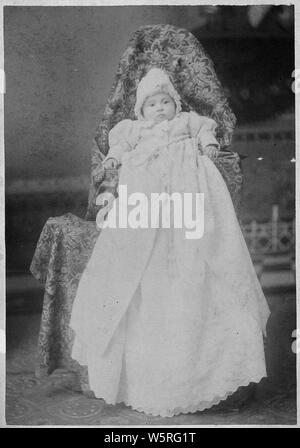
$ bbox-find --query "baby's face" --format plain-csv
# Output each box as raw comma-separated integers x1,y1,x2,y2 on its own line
142,92,176,123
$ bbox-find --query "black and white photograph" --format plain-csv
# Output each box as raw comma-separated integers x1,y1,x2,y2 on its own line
2,2,298,427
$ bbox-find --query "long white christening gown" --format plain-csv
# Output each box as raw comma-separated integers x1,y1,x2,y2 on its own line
70,111,270,417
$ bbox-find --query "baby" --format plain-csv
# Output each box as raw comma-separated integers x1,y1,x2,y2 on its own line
102,68,219,171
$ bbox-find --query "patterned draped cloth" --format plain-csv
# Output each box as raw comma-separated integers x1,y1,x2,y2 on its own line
30,24,243,381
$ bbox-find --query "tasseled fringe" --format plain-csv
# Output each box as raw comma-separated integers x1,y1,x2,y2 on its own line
164,167,179,278
167,242,178,278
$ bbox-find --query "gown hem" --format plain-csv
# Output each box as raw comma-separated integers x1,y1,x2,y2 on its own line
92,374,266,418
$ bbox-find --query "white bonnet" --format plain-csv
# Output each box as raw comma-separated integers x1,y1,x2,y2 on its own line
134,67,182,120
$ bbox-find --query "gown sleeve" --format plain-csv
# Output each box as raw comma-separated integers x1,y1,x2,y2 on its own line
188,111,220,155
103,119,134,164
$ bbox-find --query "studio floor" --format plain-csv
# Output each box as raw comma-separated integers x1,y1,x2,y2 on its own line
5,288,297,426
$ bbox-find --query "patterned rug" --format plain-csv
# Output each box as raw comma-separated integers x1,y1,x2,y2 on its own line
5,308,297,426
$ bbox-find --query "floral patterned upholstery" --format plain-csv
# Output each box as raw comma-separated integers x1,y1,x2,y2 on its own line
30,24,243,380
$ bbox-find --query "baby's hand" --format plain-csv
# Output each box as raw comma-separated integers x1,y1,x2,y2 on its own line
204,145,219,159
103,157,119,169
